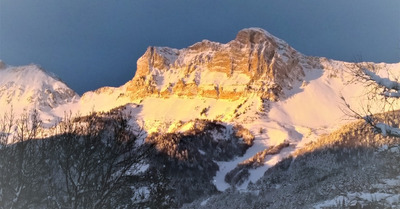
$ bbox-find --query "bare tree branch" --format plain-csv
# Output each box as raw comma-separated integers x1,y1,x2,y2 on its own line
342,62,400,138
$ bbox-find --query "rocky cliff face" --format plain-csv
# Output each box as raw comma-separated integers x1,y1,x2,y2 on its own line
125,28,311,101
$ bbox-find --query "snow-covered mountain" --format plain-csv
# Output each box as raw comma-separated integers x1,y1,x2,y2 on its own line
0,61,79,124
78,28,400,190
1,28,400,201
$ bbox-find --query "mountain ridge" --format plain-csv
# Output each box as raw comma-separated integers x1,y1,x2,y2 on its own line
1,28,400,193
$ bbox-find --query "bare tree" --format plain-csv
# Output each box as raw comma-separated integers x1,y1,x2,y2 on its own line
50,111,150,209
0,109,50,209
0,107,14,145
0,109,151,209
342,63,400,137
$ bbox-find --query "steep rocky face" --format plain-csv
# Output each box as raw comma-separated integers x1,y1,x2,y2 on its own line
125,28,308,101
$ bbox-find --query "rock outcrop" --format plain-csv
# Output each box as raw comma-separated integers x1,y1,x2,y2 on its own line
125,28,308,101
0,60,6,70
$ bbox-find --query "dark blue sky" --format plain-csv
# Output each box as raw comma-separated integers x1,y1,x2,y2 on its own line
1,0,399,94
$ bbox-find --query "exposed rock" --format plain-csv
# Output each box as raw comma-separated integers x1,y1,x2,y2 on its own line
125,28,309,102
0,60,6,70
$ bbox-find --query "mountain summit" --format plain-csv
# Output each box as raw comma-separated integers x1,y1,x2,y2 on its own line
124,28,308,101
0,62,79,119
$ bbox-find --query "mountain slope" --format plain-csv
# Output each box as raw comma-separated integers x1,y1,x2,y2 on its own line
183,114,400,208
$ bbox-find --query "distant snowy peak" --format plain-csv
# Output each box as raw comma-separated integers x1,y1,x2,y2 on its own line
0,62,79,114
123,28,311,102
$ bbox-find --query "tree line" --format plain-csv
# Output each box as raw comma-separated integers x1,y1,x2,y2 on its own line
0,109,151,209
